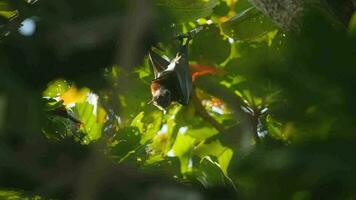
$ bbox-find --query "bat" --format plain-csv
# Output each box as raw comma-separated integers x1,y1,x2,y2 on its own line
148,28,202,112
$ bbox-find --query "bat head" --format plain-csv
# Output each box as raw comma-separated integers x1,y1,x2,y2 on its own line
150,82,171,113
152,88,171,113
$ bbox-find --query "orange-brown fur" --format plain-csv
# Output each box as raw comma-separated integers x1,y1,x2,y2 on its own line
150,81,161,95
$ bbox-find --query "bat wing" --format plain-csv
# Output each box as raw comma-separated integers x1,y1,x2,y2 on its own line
149,39,193,105
148,49,170,79
173,43,192,105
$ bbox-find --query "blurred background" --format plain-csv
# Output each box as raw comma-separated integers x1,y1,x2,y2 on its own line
0,0,356,199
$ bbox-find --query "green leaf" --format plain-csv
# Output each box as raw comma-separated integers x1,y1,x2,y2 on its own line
213,0,229,17
217,147,233,175
348,12,356,35
110,126,141,163
74,101,104,142
187,127,218,140
196,156,226,187
155,0,218,22
0,189,42,200
195,140,227,157
190,26,231,64
0,2,17,18
145,154,164,165
234,0,253,14
43,79,70,98
168,129,196,173
221,7,277,41
131,111,145,133
140,111,163,144
195,140,233,175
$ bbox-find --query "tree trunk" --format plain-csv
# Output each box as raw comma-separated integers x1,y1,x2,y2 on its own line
249,0,356,31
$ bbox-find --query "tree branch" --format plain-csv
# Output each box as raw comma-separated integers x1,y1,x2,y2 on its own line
192,88,227,134
194,77,259,147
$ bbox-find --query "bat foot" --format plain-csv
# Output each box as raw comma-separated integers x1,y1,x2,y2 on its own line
174,26,204,41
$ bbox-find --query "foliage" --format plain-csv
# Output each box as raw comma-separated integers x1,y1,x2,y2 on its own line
1,0,356,199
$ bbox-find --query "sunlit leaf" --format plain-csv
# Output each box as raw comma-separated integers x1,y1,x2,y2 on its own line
0,189,42,200
187,127,218,140
195,140,233,175
266,115,284,140
217,147,233,175
43,79,70,98
168,129,195,173
97,106,107,124
145,154,164,165
131,111,145,133
73,101,104,142
60,86,90,106
155,0,218,22
141,111,163,144
196,156,226,187
0,2,17,18
221,7,277,41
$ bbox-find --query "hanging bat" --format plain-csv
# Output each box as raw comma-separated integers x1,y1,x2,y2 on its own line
148,28,202,112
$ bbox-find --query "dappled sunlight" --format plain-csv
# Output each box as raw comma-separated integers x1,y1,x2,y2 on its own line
1,0,356,199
